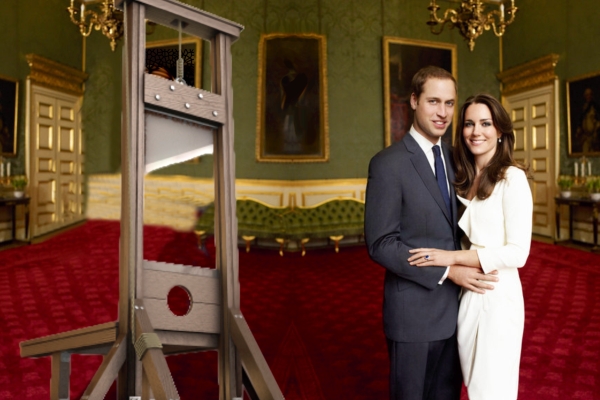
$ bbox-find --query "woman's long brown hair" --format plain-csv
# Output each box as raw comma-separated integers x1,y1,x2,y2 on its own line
453,93,528,200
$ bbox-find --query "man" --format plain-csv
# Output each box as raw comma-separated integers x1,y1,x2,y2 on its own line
365,66,498,400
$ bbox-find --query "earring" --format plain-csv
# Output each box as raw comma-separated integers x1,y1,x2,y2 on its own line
498,137,502,143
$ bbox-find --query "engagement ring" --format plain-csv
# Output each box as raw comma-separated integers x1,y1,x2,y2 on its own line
425,255,430,260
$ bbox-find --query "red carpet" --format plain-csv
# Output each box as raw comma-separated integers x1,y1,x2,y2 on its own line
0,220,599,399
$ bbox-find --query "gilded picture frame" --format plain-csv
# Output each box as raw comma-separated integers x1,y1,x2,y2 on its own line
0,74,18,157
383,37,457,147
567,70,600,156
256,33,329,163
146,37,202,88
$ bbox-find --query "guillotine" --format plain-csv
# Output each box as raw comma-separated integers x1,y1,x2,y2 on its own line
20,1,283,399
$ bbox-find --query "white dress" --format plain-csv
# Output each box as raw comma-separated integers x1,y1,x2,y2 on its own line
456,166,533,400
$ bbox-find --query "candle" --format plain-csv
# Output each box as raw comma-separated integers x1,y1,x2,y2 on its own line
0,163,3,178
589,161,592,176
500,3,505,21
582,162,586,178
6,162,10,177
575,162,579,177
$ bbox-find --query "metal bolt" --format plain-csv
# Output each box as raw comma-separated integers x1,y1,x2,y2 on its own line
155,95,160,101
212,111,218,117
170,85,175,91
185,103,190,109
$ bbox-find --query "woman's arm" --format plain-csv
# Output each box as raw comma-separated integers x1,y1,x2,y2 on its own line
407,248,481,268
409,168,533,273
476,168,532,273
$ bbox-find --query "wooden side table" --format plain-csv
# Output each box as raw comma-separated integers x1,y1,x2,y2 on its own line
0,195,31,245
554,196,599,251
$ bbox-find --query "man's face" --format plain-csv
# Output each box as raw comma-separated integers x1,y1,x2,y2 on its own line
410,78,456,144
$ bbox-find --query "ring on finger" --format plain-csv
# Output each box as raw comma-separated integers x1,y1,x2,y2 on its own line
425,255,430,260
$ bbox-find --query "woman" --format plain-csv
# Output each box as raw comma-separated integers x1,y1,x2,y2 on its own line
407,93,532,400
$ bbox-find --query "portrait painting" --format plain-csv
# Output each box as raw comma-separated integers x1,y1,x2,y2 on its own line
0,75,18,157
567,71,600,156
383,37,457,147
146,37,202,88
256,33,329,163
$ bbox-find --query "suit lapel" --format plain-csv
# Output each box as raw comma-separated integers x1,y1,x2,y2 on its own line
404,135,452,224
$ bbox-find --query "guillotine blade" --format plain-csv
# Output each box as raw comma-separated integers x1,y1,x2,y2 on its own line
145,110,214,174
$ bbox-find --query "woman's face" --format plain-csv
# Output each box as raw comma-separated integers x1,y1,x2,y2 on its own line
462,103,501,167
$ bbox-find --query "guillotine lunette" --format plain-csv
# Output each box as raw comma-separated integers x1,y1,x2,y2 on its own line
19,0,283,399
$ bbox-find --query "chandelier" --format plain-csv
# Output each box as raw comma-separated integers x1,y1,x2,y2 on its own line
67,0,124,51
427,0,517,51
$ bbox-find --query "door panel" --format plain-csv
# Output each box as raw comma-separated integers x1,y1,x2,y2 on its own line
29,85,84,237
503,85,557,237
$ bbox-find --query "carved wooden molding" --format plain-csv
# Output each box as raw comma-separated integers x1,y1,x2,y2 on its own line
26,54,88,96
497,53,560,96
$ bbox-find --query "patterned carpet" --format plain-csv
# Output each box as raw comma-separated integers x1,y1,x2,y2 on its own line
0,220,599,399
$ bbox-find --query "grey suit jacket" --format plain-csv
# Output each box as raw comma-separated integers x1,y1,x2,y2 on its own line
365,133,461,343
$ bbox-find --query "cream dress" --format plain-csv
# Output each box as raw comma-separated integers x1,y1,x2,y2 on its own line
457,166,533,400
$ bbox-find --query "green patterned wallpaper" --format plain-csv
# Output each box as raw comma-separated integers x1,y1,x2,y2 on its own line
0,0,83,176
503,0,600,175
8,1,594,180
153,0,501,179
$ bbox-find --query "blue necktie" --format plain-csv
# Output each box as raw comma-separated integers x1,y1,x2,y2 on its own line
432,145,451,215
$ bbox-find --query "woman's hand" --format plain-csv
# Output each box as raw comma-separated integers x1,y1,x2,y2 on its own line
408,248,456,267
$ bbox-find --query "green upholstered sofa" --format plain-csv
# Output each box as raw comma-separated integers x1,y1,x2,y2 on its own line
282,198,365,254
194,197,365,255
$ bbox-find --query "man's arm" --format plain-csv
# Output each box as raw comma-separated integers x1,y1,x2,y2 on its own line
365,152,447,290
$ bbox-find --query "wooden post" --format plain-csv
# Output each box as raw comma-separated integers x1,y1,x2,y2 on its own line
120,0,147,395
50,352,70,400
212,31,243,399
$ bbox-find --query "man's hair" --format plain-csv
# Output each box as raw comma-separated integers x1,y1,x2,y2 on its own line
411,66,457,100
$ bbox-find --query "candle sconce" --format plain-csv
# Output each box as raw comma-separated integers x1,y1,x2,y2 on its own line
573,157,593,186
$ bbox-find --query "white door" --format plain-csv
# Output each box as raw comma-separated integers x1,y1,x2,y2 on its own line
503,83,559,237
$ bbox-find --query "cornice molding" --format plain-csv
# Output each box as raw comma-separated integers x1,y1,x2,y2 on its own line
497,53,560,96
26,54,88,96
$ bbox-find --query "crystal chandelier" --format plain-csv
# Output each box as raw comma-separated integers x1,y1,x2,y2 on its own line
427,0,517,51
67,0,124,51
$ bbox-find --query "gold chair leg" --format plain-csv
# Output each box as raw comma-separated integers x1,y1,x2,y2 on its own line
300,238,310,256
329,235,344,253
242,235,256,253
275,238,286,256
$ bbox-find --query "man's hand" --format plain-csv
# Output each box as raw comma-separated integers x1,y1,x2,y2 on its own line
447,266,498,294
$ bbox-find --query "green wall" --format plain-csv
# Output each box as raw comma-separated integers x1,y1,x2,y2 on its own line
153,0,501,179
82,33,123,175
503,0,600,175
0,0,83,176
7,0,552,181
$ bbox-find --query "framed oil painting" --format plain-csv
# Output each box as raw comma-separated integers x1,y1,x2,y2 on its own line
146,37,202,88
567,71,600,156
0,75,18,157
256,33,329,163
383,37,457,147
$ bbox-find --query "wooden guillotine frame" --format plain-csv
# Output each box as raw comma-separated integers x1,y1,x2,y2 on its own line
19,1,283,399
